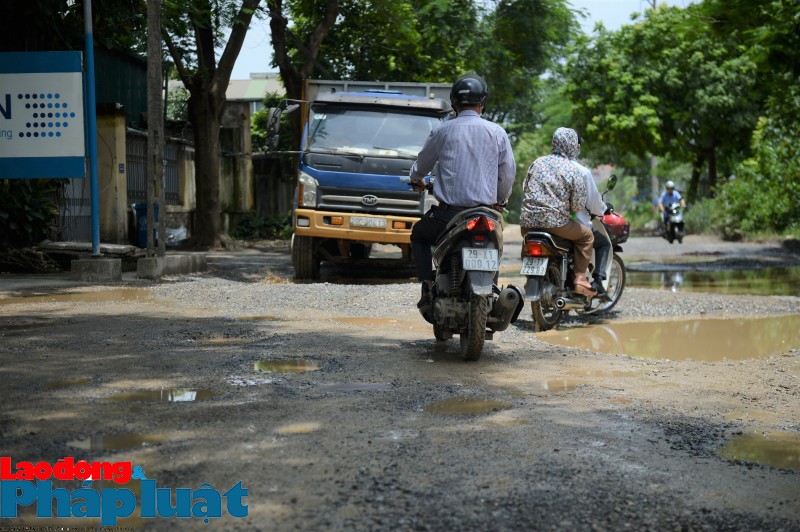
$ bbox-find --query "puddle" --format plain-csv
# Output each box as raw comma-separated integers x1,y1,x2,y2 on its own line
0,321,51,330
333,317,402,326
319,383,389,392
719,431,800,472
538,315,800,361
67,433,169,451
274,422,321,435
424,396,512,415
108,389,217,402
627,267,800,297
254,359,320,373
45,378,92,389
374,429,420,442
543,379,586,394
0,288,152,306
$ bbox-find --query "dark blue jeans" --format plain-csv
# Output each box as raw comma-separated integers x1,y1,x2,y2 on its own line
410,205,463,282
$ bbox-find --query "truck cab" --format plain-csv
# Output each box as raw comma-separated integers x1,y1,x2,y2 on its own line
291,80,451,279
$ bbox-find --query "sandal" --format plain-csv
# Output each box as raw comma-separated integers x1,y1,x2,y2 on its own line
573,280,597,297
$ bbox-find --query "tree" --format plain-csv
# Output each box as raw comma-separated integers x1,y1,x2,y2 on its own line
267,0,340,150
163,0,261,247
565,6,761,202
268,0,574,146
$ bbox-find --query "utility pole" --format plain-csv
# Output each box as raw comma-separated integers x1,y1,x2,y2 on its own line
146,0,165,257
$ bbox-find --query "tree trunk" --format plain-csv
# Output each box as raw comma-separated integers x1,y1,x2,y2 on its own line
190,93,223,247
706,144,717,197
164,0,260,249
687,151,706,203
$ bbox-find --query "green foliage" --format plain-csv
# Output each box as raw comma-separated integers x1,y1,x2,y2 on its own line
0,180,64,249
166,85,190,122
0,0,146,53
564,6,761,199
711,81,800,240
232,211,292,240
683,198,714,236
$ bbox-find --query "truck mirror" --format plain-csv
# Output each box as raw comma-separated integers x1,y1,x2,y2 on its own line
266,103,300,151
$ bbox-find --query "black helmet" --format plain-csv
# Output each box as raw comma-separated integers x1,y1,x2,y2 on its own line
450,74,488,107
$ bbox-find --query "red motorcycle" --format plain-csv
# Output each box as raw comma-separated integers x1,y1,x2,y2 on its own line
521,175,629,331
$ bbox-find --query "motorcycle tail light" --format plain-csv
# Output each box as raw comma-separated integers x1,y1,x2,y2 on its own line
524,241,556,257
466,216,496,232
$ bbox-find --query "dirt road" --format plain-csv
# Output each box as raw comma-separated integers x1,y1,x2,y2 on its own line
1,232,798,530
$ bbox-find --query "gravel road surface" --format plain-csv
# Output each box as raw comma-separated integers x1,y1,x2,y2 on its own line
1,230,799,531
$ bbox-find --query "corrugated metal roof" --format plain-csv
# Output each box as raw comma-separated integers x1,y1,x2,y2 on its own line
226,73,284,101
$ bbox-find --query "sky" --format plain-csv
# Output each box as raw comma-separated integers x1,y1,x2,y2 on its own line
228,0,696,80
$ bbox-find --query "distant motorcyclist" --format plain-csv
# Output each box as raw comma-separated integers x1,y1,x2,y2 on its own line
657,181,686,226
408,73,516,317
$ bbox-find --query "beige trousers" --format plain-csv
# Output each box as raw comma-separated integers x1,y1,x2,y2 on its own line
520,221,595,276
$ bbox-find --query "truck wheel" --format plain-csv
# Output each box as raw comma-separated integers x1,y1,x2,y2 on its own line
292,235,320,280
350,243,372,259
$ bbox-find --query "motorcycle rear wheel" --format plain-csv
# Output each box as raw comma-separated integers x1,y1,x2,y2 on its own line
460,295,490,361
531,263,563,332
581,254,626,315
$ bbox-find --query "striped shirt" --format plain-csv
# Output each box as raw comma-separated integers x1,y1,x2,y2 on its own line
409,110,516,207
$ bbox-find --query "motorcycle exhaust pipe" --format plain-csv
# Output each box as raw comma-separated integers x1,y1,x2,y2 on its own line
489,285,524,332
555,297,587,310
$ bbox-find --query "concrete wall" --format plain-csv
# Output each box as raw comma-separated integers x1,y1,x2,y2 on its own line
97,111,128,244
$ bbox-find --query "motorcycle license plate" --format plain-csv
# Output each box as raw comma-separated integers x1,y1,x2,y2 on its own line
520,257,548,276
462,248,499,271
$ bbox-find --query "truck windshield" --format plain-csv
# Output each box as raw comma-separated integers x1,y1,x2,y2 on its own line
307,107,440,156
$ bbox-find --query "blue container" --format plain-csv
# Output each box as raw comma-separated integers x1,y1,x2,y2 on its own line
133,203,159,248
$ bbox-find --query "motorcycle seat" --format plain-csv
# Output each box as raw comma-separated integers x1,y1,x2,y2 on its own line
523,230,572,252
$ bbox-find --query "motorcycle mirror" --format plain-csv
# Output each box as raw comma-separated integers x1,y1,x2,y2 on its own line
607,174,617,191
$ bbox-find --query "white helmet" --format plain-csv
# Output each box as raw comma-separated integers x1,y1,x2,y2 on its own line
665,180,676,189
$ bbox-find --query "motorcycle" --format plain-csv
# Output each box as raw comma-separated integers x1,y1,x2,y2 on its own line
404,178,524,361
521,174,629,332
663,202,685,244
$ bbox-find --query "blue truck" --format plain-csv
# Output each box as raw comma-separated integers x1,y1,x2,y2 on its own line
288,80,452,279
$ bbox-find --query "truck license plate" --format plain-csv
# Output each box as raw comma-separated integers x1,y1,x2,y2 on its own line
462,248,499,271
520,257,548,276
350,216,386,228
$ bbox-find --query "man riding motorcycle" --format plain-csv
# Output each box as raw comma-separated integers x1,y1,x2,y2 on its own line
408,73,516,321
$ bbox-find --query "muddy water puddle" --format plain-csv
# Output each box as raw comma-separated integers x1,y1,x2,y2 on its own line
0,288,153,306
67,433,169,451
627,266,800,296
108,389,217,402
424,396,512,415
254,359,320,373
539,315,800,361
46,378,92,389
320,383,389,392
719,431,800,472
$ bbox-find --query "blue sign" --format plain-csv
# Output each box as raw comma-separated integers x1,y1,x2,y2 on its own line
0,52,86,179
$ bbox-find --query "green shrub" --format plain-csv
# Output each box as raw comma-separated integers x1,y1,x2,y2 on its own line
684,199,714,236
0,179,64,249
232,212,292,241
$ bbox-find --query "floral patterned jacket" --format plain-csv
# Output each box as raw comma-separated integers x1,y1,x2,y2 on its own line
519,127,588,229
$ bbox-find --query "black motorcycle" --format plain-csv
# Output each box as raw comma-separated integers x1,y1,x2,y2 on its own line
521,175,628,332
405,179,524,360
662,202,685,244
